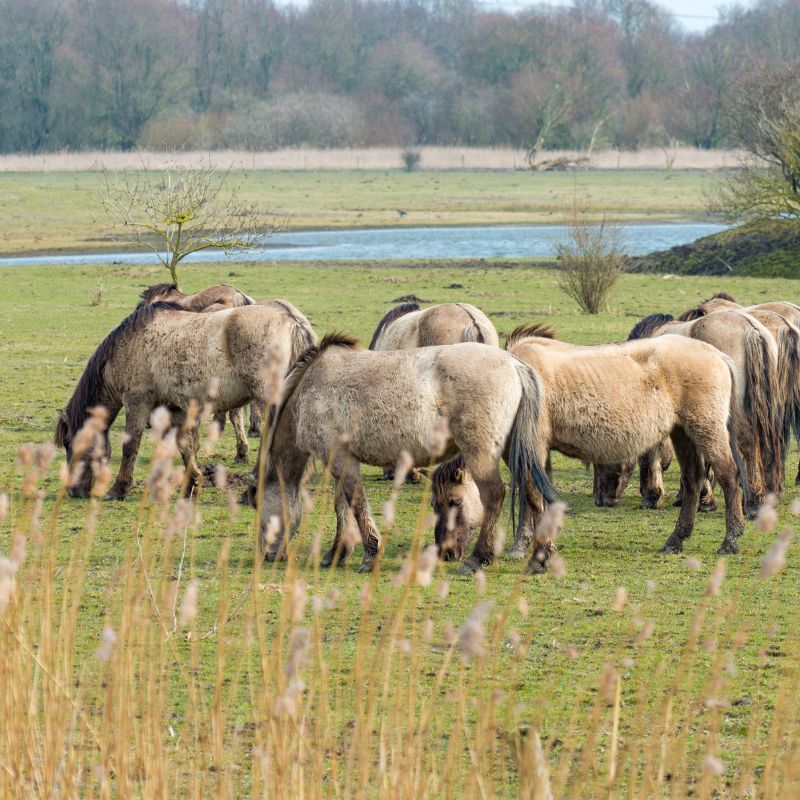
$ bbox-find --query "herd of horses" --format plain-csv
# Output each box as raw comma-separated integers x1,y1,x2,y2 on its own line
55,283,800,576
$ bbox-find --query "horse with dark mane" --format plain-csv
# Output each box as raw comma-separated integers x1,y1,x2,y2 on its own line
431,323,749,570
55,300,315,500
595,308,784,515
254,333,553,574
137,282,260,457
679,293,800,484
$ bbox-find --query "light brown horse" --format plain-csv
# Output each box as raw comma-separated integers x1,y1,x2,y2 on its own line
55,300,315,500
255,334,553,574
137,282,255,311
596,309,784,515
369,301,499,482
369,302,499,350
138,282,262,453
432,325,748,571
680,293,800,484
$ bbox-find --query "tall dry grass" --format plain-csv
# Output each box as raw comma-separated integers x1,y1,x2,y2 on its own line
1,413,799,798
0,147,746,173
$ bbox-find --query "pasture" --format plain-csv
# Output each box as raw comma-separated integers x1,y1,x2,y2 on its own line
1,255,799,798
0,168,713,255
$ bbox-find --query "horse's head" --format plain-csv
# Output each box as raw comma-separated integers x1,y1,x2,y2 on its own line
258,465,306,561
592,460,635,507
54,407,109,498
431,457,483,561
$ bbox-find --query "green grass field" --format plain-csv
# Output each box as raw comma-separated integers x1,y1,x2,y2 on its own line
1,255,799,797
0,169,715,255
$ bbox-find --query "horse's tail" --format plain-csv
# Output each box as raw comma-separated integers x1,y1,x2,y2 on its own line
270,299,317,366
457,304,489,344
776,321,800,450
508,360,556,539
724,358,751,509
742,325,785,494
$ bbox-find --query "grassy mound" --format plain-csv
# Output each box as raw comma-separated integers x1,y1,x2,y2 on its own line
628,219,800,278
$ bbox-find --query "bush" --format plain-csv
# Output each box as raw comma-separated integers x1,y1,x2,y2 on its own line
556,205,625,314
401,149,421,171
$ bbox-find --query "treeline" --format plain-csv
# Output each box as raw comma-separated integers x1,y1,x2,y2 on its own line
1,0,799,154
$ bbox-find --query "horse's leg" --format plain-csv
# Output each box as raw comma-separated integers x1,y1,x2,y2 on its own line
177,424,203,496
706,453,745,555
230,406,249,463
639,446,665,509
321,456,380,573
459,465,505,574
699,465,717,512
796,456,800,486
662,428,703,553
507,477,545,561
736,419,765,518
545,452,553,482
248,400,263,438
106,397,151,500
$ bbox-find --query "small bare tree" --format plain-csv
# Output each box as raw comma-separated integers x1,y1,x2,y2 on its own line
99,161,283,288
556,202,626,314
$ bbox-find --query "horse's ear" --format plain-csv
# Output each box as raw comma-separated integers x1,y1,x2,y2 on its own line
455,468,467,484
54,412,67,446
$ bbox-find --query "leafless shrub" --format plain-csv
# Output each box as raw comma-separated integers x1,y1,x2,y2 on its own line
401,149,421,172
556,201,625,314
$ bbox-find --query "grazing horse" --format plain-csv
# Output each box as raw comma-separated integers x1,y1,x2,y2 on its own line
137,282,255,311
55,301,315,500
369,301,499,481
431,325,748,570
369,302,499,350
255,334,553,574
138,282,261,453
679,293,800,484
595,310,785,515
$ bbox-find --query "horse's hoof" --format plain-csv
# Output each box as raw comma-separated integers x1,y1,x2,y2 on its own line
505,548,528,561
717,540,739,555
641,494,662,510
525,559,548,575
458,559,480,576
661,541,683,554
233,455,249,465
105,489,127,501
358,560,376,574
672,498,683,508
248,428,261,438
699,501,717,513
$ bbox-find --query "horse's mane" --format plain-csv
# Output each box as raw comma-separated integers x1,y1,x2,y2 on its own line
506,323,557,349
679,291,741,321
368,302,420,349
55,301,184,445
137,283,181,307
627,313,674,340
678,306,707,321
431,455,467,506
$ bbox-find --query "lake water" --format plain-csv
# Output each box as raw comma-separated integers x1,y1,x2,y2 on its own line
0,222,725,267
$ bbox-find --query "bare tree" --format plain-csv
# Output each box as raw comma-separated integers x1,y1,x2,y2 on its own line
99,162,283,288
712,63,800,221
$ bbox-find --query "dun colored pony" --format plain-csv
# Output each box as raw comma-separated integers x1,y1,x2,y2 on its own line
369,301,499,482
369,302,499,350
55,301,315,500
432,324,748,571
679,293,800,484
255,334,553,574
597,309,784,514
137,282,255,311
138,282,262,452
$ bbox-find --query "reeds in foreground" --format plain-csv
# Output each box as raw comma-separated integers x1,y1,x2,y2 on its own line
1,436,798,799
